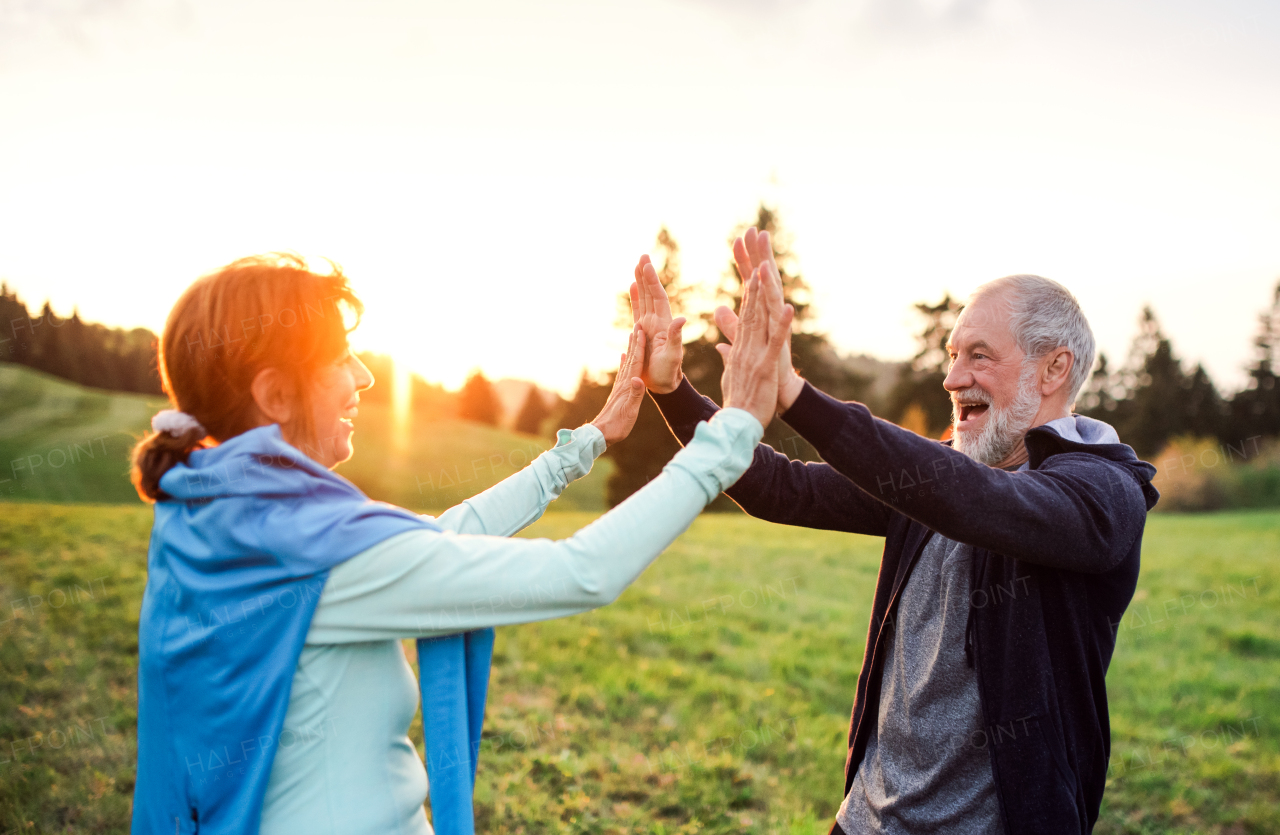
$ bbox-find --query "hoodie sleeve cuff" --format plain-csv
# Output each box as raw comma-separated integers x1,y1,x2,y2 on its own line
552,424,607,484
664,407,765,501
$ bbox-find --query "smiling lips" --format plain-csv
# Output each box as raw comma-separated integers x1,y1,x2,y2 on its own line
957,402,990,425
340,400,359,425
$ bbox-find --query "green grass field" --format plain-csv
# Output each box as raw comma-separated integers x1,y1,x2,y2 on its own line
1,504,1276,834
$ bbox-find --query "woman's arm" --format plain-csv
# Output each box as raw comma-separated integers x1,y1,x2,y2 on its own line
430,424,605,537
307,408,762,644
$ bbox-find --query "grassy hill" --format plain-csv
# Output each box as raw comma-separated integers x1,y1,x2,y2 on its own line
1,505,1276,833
0,363,609,512
0,364,167,503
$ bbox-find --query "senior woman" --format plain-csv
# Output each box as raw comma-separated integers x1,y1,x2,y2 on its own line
128,253,792,835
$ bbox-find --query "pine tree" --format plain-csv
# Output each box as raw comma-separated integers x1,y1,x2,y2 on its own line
457,370,501,426
558,370,611,432
1104,307,1223,457
514,386,551,436
885,293,963,437
1228,279,1280,443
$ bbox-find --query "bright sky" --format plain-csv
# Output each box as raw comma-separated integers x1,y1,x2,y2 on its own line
2,0,1277,395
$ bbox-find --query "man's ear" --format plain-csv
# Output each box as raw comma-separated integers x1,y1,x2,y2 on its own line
1040,348,1074,398
251,367,295,426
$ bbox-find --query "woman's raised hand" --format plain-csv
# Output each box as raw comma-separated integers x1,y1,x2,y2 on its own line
716,228,805,412
590,325,649,447
629,255,687,394
717,261,795,430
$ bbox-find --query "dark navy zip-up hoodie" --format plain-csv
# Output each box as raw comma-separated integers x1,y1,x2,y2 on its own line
651,379,1159,835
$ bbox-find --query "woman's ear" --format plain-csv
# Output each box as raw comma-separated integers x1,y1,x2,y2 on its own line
251,367,295,426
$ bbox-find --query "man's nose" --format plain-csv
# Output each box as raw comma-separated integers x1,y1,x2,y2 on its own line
943,361,971,393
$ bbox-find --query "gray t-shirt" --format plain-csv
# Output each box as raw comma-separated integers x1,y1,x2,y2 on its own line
837,534,1002,834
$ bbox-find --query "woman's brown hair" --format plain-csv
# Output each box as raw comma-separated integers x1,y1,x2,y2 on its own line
131,253,363,502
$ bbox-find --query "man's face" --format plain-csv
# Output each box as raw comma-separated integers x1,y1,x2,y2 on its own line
944,292,1042,466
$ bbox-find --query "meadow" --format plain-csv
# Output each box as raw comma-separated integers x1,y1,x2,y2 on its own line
1,504,1276,835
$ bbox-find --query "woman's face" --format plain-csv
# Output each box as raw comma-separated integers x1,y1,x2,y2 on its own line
305,349,374,469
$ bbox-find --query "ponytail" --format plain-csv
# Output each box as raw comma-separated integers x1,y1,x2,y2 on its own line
131,426,208,502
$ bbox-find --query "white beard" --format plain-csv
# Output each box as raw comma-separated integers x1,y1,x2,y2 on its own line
951,364,1042,466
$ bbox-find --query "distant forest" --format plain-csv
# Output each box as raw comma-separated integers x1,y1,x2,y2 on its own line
1,284,163,394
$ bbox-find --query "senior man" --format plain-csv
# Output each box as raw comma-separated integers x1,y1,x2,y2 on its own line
628,231,1159,835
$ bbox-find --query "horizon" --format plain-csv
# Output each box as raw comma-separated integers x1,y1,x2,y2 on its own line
2,0,1277,395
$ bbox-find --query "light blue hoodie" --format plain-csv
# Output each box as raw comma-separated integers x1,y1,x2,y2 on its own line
132,424,483,835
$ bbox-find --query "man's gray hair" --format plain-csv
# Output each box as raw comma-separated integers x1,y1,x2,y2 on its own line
969,274,1096,405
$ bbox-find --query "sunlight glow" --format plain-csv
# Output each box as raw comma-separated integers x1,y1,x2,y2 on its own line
1,0,1277,394
391,358,412,453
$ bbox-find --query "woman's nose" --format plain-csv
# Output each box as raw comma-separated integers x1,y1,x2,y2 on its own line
351,355,375,390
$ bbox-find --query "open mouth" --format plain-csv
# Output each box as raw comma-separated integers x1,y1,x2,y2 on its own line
958,403,990,424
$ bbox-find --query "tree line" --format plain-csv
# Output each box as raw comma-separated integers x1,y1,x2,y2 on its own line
6,216,1278,509
557,206,1280,506
0,284,163,394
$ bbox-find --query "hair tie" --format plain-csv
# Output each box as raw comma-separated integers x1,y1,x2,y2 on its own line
151,409,206,438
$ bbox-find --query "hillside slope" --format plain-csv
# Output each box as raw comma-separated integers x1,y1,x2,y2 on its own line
0,364,608,512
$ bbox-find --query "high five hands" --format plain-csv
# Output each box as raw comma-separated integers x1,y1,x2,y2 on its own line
629,228,798,430
720,229,805,412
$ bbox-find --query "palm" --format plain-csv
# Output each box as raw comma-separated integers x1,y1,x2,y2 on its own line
722,229,803,410
630,256,686,394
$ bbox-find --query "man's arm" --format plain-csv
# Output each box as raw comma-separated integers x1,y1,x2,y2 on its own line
629,247,891,537
650,377,893,537
780,381,1149,573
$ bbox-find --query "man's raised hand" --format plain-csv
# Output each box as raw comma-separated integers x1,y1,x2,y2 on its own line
718,265,795,430
629,255,687,394
718,228,805,412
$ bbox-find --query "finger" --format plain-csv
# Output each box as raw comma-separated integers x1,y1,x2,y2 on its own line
712,306,738,343
733,237,753,287
629,282,641,325
639,261,660,319
738,271,765,349
762,260,786,327
735,290,759,360
629,327,646,378
618,326,640,386
767,305,796,357
640,260,668,320
743,227,760,273
756,230,776,269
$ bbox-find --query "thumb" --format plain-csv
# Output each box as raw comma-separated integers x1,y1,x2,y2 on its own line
668,316,687,344
714,306,739,342
715,342,731,361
